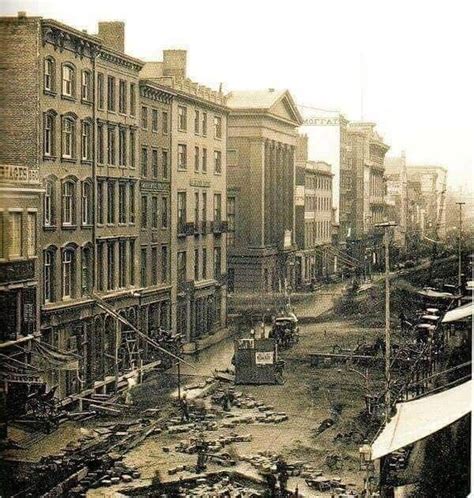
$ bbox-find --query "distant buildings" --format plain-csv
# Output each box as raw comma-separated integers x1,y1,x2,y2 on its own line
385,153,408,248
226,89,303,293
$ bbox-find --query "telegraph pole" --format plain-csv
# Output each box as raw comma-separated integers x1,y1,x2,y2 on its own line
376,222,396,420
456,202,465,303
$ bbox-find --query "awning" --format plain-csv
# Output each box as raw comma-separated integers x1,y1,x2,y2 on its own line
421,314,439,321
417,289,455,299
371,380,472,460
441,302,474,323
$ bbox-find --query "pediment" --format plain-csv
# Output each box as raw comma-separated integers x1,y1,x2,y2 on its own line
269,92,302,125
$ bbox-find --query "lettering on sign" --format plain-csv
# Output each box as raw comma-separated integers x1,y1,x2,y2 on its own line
190,179,211,188
140,181,169,192
0,164,29,182
255,351,274,365
303,117,340,126
295,186,305,206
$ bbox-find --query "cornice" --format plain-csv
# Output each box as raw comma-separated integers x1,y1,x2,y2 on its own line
41,21,101,59
98,49,143,72
139,82,174,104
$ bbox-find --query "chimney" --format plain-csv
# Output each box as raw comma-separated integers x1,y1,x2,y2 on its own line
296,134,309,162
162,49,187,81
98,21,125,53
17,11,27,19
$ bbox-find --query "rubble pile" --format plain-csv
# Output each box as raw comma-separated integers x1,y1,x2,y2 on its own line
163,475,264,497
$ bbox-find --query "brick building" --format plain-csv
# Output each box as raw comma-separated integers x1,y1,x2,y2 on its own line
226,89,303,294
141,51,228,351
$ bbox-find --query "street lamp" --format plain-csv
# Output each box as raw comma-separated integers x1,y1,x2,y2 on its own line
375,221,397,420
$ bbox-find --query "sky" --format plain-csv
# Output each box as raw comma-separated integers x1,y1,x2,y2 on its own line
2,0,473,189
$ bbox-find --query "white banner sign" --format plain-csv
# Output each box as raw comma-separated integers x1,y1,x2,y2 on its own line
255,351,274,365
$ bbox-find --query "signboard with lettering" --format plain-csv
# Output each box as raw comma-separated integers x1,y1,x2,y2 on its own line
295,186,305,206
303,117,340,126
190,179,211,188
255,351,274,365
0,164,30,182
283,230,292,249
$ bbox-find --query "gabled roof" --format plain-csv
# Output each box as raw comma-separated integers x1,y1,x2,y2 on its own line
226,89,303,125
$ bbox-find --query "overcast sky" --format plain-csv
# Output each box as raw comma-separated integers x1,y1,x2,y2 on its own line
2,0,472,189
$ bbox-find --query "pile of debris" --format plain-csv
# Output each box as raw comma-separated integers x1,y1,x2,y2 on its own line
176,475,263,497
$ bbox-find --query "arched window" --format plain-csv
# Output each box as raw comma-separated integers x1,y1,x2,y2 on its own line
43,112,55,157
62,117,75,158
62,64,75,97
81,245,93,295
81,70,91,101
62,180,75,226
44,179,55,226
44,248,55,303
81,181,92,225
62,247,75,299
44,57,55,92
81,121,92,161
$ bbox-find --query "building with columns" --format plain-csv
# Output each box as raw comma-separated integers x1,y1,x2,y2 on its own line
226,89,303,293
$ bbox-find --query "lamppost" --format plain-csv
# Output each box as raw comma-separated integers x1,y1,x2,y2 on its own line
375,221,397,420
456,202,465,305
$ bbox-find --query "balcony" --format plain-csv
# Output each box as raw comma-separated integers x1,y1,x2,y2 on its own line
212,220,228,234
177,221,196,237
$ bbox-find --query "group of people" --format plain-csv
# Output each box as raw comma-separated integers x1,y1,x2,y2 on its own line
264,457,291,497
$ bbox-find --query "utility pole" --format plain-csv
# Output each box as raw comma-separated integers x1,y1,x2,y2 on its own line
456,202,465,304
376,222,396,420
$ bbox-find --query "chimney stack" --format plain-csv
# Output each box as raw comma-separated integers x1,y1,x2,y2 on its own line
98,21,125,53
162,49,187,81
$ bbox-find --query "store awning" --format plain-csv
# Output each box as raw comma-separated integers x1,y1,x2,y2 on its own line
417,289,455,299
371,380,472,460
441,302,474,324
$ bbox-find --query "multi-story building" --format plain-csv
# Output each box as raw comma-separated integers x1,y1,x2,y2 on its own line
407,165,448,239
141,51,228,351
226,89,303,293
346,122,389,273
385,152,408,248
294,135,335,288
137,81,174,351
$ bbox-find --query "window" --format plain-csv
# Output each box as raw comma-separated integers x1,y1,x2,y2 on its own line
214,247,222,278
97,124,104,163
194,192,199,226
202,148,207,173
107,76,115,111
62,181,74,226
194,248,199,280
44,250,54,302
177,251,186,285
140,247,147,287
129,183,136,224
81,182,92,225
141,147,148,176
44,57,54,92
151,246,158,285
62,249,74,298
97,242,104,291
194,110,200,134
177,192,186,233
119,80,126,113
214,150,222,174
161,196,168,228
202,248,207,279
44,113,54,157
141,195,148,228
97,180,104,224
214,193,222,223
62,65,74,97
129,129,136,167
107,242,115,290
214,115,222,138
81,121,92,161
162,150,169,179
82,246,93,295
9,212,22,257
118,241,126,288
152,109,158,132
130,83,136,116
151,196,158,229
44,181,54,226
178,144,187,170
141,106,148,129
227,196,236,247
129,239,135,285
178,106,187,131
97,73,104,109
81,71,91,101
107,127,116,165
152,149,158,178
118,128,127,166
119,183,127,224
194,146,200,173
201,112,207,136
202,192,207,223
62,117,75,159
107,181,115,224
162,111,169,134
161,245,168,283
27,212,36,257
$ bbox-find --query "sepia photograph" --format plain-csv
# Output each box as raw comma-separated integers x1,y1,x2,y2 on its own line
0,1,472,496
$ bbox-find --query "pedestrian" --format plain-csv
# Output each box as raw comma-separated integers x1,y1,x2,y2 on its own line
222,391,230,411
180,393,190,422
264,471,277,497
276,457,289,496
